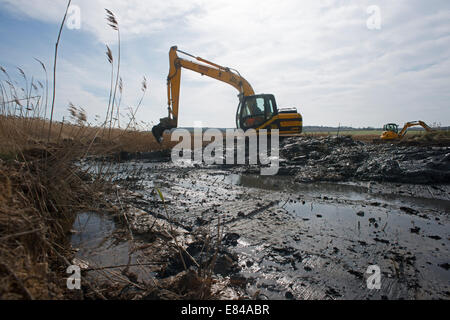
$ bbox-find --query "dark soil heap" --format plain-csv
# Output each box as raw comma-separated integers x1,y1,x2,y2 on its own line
278,135,450,184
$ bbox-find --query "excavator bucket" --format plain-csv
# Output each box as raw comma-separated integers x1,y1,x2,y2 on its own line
151,117,177,144
151,123,165,144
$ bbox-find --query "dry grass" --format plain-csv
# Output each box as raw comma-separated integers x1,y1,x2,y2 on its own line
0,3,169,299
400,130,450,146
0,106,175,300
0,109,134,300
0,2,213,298
0,116,174,155
0,147,100,299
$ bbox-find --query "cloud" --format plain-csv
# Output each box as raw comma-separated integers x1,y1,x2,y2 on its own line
0,0,203,42
1,0,449,127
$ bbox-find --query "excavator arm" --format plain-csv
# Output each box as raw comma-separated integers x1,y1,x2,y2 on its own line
152,46,255,142
398,121,433,137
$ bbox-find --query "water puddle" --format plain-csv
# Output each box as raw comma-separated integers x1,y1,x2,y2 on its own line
71,212,127,268
229,174,450,213
71,161,450,299
217,174,450,299
71,212,157,286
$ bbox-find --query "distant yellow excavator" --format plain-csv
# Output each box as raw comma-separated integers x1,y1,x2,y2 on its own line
152,46,303,143
380,121,433,140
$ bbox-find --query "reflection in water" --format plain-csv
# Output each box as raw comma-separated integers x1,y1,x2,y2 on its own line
228,174,450,213
71,212,129,268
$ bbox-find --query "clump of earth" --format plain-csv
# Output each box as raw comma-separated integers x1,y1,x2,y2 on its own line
251,135,450,184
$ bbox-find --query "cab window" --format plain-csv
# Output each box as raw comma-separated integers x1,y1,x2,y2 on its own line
241,97,266,129
236,101,242,129
266,98,275,120
244,97,265,116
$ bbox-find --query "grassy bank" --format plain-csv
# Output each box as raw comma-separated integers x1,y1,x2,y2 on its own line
0,106,185,299
0,3,188,299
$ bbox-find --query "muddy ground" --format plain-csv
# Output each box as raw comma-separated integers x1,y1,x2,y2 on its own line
71,136,450,300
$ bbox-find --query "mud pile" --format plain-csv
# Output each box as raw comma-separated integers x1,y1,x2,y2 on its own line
276,136,450,184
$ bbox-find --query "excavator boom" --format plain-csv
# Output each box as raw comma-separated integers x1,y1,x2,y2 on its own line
152,46,255,142
398,121,433,137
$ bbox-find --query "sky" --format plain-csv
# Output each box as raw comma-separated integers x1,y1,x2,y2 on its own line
0,0,449,128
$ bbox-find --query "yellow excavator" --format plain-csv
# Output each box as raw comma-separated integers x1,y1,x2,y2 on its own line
380,121,433,140
151,46,303,143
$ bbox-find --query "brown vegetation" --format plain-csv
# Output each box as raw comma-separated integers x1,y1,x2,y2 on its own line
0,78,174,299
0,3,162,299
0,3,210,299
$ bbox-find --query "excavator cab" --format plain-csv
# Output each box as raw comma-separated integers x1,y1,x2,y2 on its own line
237,94,302,134
383,123,399,134
237,94,273,130
381,123,400,140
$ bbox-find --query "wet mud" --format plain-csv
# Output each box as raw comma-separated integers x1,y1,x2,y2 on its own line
72,136,450,300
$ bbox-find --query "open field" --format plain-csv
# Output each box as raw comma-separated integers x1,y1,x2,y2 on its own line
304,129,450,144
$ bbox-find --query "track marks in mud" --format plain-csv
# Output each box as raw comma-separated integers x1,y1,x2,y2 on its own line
222,201,280,225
